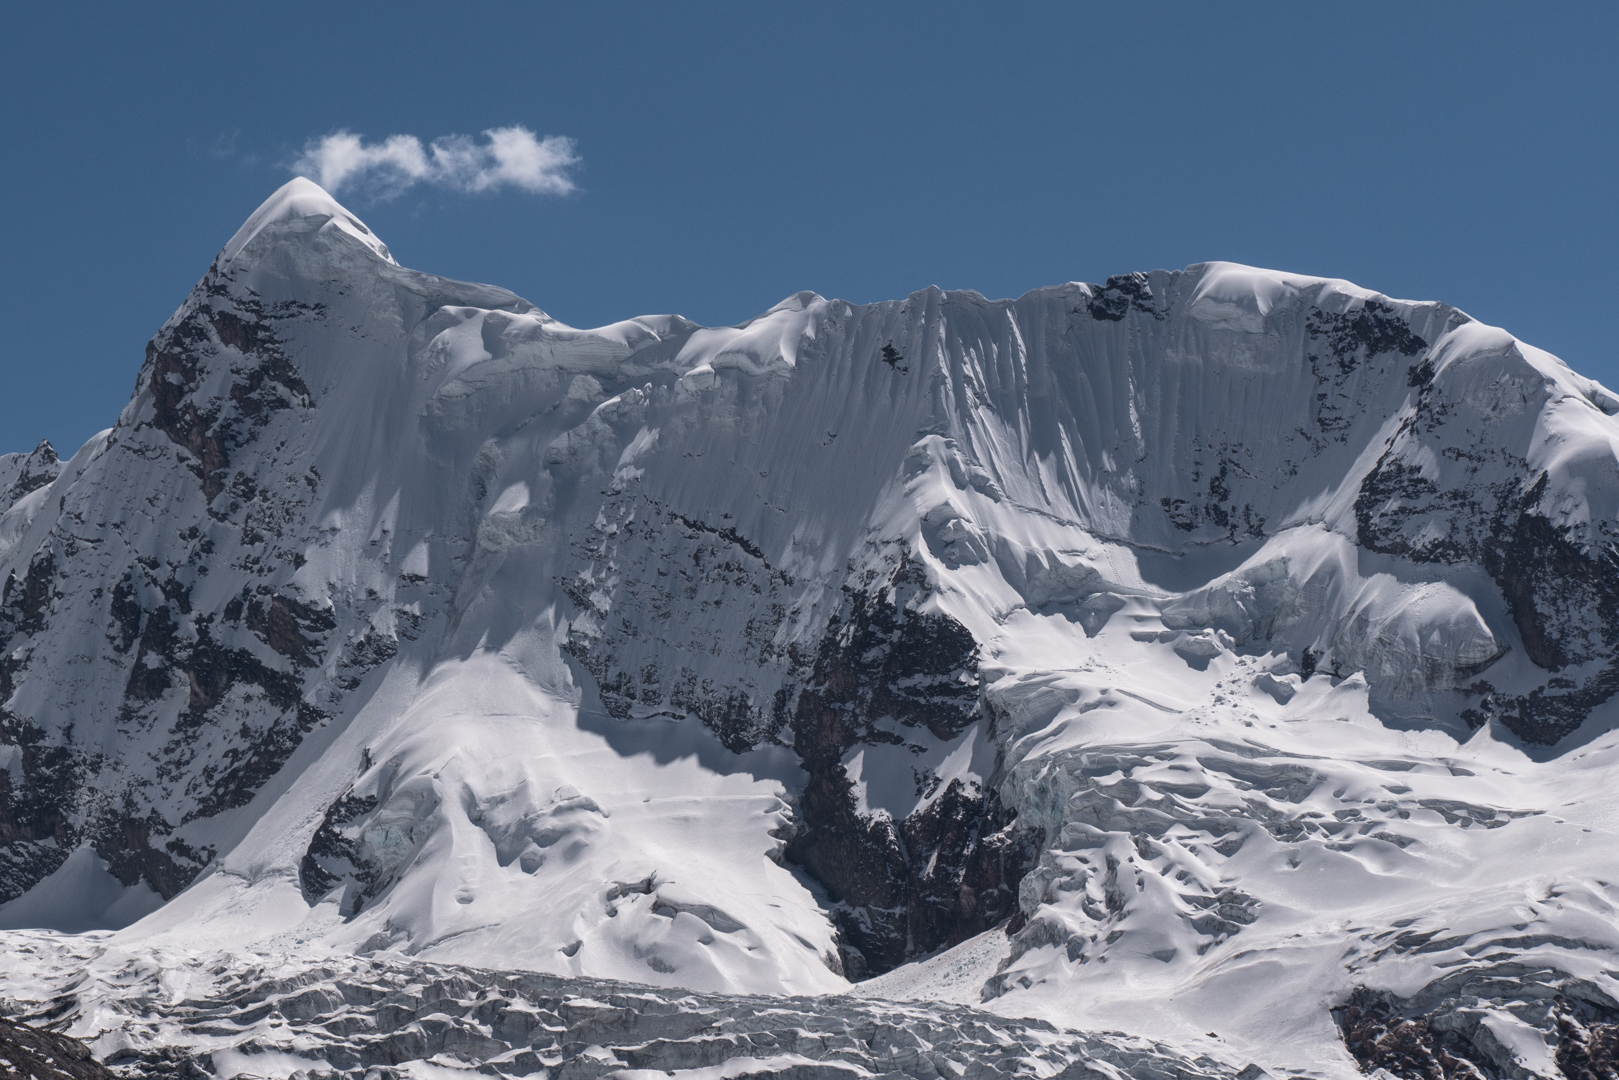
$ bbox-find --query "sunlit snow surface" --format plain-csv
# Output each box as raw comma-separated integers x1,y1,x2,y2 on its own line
5,180,1619,1077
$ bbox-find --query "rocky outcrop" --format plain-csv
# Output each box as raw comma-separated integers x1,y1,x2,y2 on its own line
0,442,61,516
0,1015,117,1080
139,291,316,502
1337,968,1619,1080
558,472,1039,975
786,557,1038,977
1085,271,1166,322
561,489,800,752
1355,345,1619,743
0,256,399,904
298,787,380,910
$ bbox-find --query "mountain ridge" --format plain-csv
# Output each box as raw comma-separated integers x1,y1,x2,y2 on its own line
5,180,1619,1078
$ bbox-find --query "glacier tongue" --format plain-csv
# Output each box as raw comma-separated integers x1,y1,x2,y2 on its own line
5,180,1619,1076
0,931,1242,1080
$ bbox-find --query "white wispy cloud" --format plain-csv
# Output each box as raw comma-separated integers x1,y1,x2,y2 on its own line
292,126,579,198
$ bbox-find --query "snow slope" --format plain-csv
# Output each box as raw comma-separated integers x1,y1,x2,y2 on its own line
5,179,1619,1076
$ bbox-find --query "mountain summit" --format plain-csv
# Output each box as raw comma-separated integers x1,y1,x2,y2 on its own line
4,182,1619,1077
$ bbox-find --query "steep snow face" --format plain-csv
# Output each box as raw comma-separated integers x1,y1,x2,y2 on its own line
5,180,1619,1062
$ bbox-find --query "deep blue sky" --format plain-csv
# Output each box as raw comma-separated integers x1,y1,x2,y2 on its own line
2,2,1614,455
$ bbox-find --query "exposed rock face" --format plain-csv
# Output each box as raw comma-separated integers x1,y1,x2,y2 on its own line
787,555,1038,976
1355,345,1619,743
560,487,800,752
0,193,472,909
0,1015,116,1080
0,262,362,904
1338,969,1619,1080
297,786,379,910
0,442,61,516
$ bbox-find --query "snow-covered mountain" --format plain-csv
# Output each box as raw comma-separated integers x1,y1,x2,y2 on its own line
5,179,1619,1078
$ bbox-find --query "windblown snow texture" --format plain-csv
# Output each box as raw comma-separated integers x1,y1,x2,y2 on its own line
5,180,1619,1078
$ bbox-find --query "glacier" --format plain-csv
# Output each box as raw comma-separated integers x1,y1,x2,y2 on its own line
4,178,1619,1078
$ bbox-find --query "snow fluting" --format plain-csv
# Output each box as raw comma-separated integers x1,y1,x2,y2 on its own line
3,178,1619,1078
